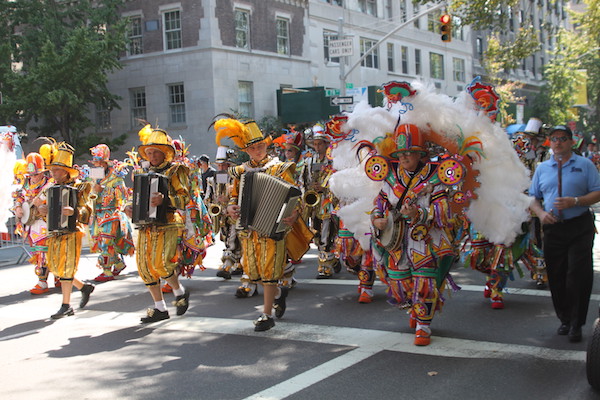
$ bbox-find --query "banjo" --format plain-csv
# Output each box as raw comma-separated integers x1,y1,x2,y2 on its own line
20,202,38,226
376,182,432,252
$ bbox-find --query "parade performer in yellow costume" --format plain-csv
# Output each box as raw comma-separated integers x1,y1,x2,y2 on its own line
133,126,192,323
215,117,300,331
89,144,135,282
37,141,95,319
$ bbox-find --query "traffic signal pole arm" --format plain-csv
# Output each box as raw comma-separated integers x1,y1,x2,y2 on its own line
341,2,447,84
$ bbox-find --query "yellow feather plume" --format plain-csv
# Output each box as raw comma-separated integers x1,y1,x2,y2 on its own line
138,124,153,145
39,139,57,166
214,118,248,148
13,159,28,177
375,132,397,158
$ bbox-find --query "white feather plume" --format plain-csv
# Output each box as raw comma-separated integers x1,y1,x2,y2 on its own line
329,80,532,246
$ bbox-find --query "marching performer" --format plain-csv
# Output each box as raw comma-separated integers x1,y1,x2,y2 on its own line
205,146,243,280
37,141,95,319
371,125,456,346
280,128,305,288
88,144,135,282
130,126,191,323
300,124,340,279
215,117,300,331
13,152,56,294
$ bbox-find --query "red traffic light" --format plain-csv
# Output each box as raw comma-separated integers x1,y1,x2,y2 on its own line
440,14,452,42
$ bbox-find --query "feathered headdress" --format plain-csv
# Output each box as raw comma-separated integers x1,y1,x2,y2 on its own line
213,116,269,149
137,125,176,162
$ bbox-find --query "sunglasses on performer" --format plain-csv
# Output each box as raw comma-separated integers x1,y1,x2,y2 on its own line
549,136,570,143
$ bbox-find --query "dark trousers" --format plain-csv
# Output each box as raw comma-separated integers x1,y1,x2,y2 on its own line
543,211,595,328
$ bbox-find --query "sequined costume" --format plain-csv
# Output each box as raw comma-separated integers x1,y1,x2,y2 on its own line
12,156,54,293
228,155,296,286
372,159,455,334
89,163,135,281
135,160,190,286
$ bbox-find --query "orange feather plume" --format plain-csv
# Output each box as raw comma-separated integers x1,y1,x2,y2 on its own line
214,118,248,148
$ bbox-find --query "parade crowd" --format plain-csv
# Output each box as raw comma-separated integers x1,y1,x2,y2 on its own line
5,79,600,346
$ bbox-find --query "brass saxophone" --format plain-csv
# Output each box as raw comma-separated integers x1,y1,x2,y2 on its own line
209,182,227,233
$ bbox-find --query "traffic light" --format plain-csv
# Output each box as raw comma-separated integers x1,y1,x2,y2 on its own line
440,14,452,42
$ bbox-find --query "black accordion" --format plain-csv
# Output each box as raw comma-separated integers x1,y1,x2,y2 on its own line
237,171,302,241
47,185,78,233
132,172,169,226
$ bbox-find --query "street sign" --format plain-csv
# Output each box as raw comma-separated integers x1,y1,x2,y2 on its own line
325,88,340,97
329,39,353,57
330,96,354,106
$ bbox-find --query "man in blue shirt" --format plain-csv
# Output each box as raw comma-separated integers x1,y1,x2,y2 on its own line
530,125,600,342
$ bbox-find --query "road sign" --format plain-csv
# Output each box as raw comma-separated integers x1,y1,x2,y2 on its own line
329,39,353,57
325,88,340,97
330,96,354,106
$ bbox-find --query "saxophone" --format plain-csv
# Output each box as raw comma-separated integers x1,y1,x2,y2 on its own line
209,181,227,233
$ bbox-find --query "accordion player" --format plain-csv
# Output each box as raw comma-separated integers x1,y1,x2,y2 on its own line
47,185,78,233
132,172,169,226
236,171,302,241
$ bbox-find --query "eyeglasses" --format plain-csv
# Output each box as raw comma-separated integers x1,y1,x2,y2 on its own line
549,136,570,143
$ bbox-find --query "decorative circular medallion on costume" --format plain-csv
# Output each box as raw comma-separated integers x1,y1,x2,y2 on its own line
410,224,428,241
326,146,334,161
358,270,370,283
364,155,389,181
452,191,466,204
413,301,428,317
438,159,465,186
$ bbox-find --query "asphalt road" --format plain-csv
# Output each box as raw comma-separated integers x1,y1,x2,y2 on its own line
1,235,600,400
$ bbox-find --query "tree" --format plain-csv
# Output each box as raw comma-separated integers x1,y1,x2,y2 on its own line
0,0,128,151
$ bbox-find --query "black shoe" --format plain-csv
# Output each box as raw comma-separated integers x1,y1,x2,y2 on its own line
51,304,74,319
557,323,570,335
254,314,275,332
274,287,289,319
568,326,582,343
140,308,170,323
333,260,342,273
235,286,258,298
316,272,332,279
230,268,243,276
216,269,232,280
173,289,190,316
79,283,95,308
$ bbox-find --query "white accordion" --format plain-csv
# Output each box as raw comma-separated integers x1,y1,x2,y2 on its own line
237,171,301,240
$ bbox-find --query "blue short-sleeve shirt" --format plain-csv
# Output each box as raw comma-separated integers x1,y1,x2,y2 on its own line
530,153,600,220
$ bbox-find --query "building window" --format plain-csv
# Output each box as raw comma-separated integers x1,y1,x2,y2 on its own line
95,100,111,131
415,49,421,75
413,3,420,29
235,9,250,49
163,10,182,50
322,0,342,5
400,46,409,74
276,17,290,55
453,57,465,82
385,0,392,20
387,43,394,72
360,38,378,69
127,16,143,55
323,31,340,63
168,83,186,124
430,52,444,80
476,37,483,60
427,10,441,33
399,0,407,22
358,0,377,16
130,87,146,129
238,81,254,118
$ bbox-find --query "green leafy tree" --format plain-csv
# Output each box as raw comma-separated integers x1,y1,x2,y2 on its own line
0,0,128,152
